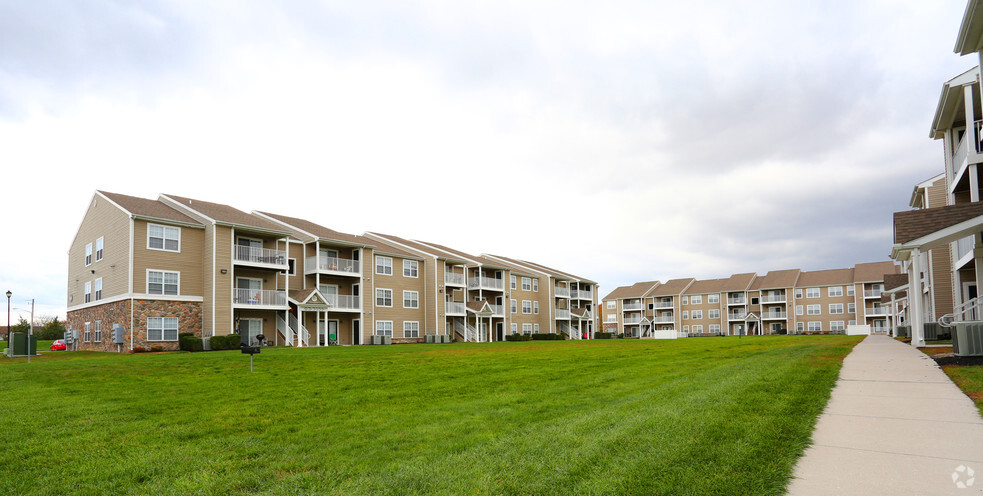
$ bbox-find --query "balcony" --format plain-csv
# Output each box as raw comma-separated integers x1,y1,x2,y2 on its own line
762,311,787,320
324,294,360,311
623,314,640,325
652,315,674,323
727,296,746,305
623,301,643,311
864,289,882,299
957,235,975,262
653,301,673,309
728,311,746,320
304,255,360,276
445,302,466,315
234,288,286,308
866,307,889,316
760,294,786,304
468,276,504,291
444,272,466,287
555,308,571,320
574,289,594,300
234,246,288,269
554,286,570,298
490,304,506,317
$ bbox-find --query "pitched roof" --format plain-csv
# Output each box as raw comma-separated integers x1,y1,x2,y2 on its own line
163,194,291,235
366,232,474,264
894,202,983,244
258,212,373,246
720,273,756,292
603,281,659,300
649,278,695,297
883,273,909,291
486,254,596,284
683,278,728,295
854,261,899,282
796,268,854,287
749,269,800,290
98,191,201,226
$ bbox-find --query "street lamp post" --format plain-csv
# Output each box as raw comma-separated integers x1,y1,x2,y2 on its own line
6,290,11,360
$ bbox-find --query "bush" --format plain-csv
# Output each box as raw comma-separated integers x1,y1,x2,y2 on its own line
209,335,228,350
226,334,242,349
531,333,565,341
593,332,614,339
505,334,532,341
179,335,203,352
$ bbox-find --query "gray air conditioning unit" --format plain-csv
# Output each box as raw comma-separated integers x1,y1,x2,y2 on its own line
953,323,983,357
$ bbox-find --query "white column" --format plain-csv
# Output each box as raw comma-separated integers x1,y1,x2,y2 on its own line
910,249,925,347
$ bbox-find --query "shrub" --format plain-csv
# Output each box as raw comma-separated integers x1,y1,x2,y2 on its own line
226,334,242,349
210,335,229,350
179,335,203,352
593,332,613,339
505,334,532,342
531,333,565,341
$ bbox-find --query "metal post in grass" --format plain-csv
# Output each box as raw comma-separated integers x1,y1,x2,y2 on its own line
27,298,33,363
5,290,10,360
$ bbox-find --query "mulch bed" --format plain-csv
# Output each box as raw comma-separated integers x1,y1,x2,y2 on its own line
931,353,983,366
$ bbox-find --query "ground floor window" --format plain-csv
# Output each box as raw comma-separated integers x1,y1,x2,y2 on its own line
534,323,540,333
709,324,720,333
807,321,822,332
94,321,102,341
84,322,91,342
510,323,517,334
522,323,532,334
403,321,419,338
830,321,845,332
376,321,393,337
148,317,179,341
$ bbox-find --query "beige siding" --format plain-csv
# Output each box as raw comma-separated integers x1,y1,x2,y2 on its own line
68,194,131,307
214,226,233,335
132,220,205,297
372,254,427,338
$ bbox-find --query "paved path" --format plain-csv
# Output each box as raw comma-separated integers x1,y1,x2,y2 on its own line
788,334,983,495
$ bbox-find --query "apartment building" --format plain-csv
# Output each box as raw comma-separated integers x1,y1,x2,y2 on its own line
889,0,983,345
602,262,899,337
67,191,598,350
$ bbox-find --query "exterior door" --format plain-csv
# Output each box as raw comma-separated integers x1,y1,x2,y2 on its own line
352,319,361,345
496,322,504,342
241,318,262,346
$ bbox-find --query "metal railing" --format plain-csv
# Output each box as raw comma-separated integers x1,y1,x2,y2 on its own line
444,272,466,286
940,295,983,326
760,295,786,303
555,308,571,320
653,301,673,309
554,286,570,298
468,276,504,290
652,316,674,323
276,314,295,346
235,245,287,266
305,255,360,274
234,288,286,306
865,307,889,316
864,289,882,298
325,294,360,310
623,314,641,324
490,304,505,317
728,311,746,320
446,301,466,315
762,311,787,319
727,297,746,305
623,301,643,311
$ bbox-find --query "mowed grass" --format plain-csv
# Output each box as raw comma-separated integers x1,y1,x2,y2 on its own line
0,336,860,495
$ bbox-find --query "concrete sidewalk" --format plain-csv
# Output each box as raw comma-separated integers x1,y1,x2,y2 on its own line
788,334,983,495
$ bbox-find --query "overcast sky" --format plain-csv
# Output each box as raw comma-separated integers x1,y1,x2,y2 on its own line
0,0,974,321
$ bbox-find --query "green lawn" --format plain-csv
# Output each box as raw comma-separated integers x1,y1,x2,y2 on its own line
0,336,860,495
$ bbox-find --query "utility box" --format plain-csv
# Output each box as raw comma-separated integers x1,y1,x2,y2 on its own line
9,333,37,356
112,324,125,344
64,329,74,345
953,323,983,357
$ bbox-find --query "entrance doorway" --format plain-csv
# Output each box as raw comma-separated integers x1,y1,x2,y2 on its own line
496,322,504,342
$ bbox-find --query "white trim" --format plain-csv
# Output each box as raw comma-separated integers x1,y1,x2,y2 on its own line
403,321,420,338
147,316,180,342
376,288,393,307
375,255,393,276
85,242,93,266
402,259,419,278
375,320,394,337
147,223,182,253
67,293,205,312
95,236,104,262
402,290,420,309
146,269,180,296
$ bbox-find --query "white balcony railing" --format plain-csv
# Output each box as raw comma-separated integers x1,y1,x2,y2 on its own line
653,301,673,309
762,311,787,319
727,297,746,305
623,301,643,311
866,307,889,316
864,289,882,298
325,294,360,310
487,304,505,317
652,316,674,323
305,255,360,275
975,119,983,153
760,294,786,303
235,246,287,267
728,312,746,320
468,276,504,291
623,314,641,325
555,308,571,320
571,289,594,300
234,288,286,306
957,235,975,261
445,302,466,315
444,272,466,286
554,286,570,298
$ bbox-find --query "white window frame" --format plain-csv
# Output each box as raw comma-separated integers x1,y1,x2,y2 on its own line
693,325,703,333
84,322,91,342
692,310,703,319
510,323,517,334
510,299,517,314
522,323,532,335
806,288,820,298
533,301,539,315
606,301,616,309
522,300,532,314
709,324,720,333
848,320,857,326
682,296,689,305
807,304,821,315
94,320,102,341
683,325,689,332
532,279,539,292
84,282,92,303
376,288,393,307
829,303,844,314
147,223,180,252
708,309,720,319
830,321,845,332
828,286,843,297
521,277,532,291
691,295,703,305
403,290,419,309
808,321,822,332
847,286,855,296
795,305,804,315
147,316,179,341
85,243,93,266
708,294,719,304
147,269,180,296
375,256,393,276
95,237,104,262
682,310,689,320
94,278,103,301
375,320,393,337
403,321,419,338
606,314,617,322
287,258,297,276
794,289,803,299
534,323,540,333
403,260,419,278
510,275,517,290
796,322,805,332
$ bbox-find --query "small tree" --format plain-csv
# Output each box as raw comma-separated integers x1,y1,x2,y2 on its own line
35,317,67,340
10,317,30,334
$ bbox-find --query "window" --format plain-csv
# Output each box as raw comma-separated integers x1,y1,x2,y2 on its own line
287,258,296,276
96,237,104,262
509,299,517,314
522,300,532,314
828,286,843,297
532,279,539,292
607,314,617,322
848,302,856,314
807,304,821,315
806,288,820,298
693,325,703,333
94,278,103,301
709,324,721,333
533,301,539,314
808,321,822,332
708,294,719,304
148,224,180,252
85,243,92,266
794,289,803,299
683,325,689,332
511,323,517,334
606,301,616,309
94,321,102,341
147,317,179,341
682,296,689,305
848,320,856,326
692,310,703,319
830,321,845,332
375,256,392,275
403,291,419,309
148,270,179,295
847,286,855,296
375,321,393,337
796,322,804,332
829,303,844,314
522,323,532,334
795,305,803,316
403,321,419,338
510,275,517,290
750,297,759,305
84,282,92,303
376,289,393,307
403,260,419,278
84,322,91,342
521,277,532,291
691,295,702,304
708,309,720,319
682,311,689,320
534,324,540,333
